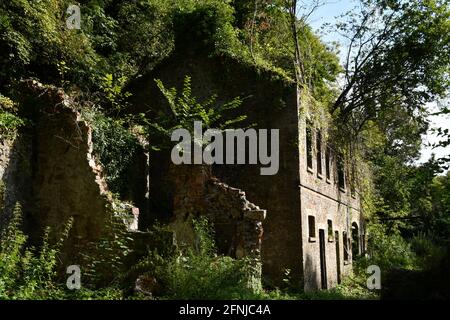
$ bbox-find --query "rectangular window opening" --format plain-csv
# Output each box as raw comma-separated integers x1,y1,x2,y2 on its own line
308,215,316,241
316,130,323,178
337,154,346,191
327,219,333,242
306,122,313,172
325,145,331,182
350,164,356,198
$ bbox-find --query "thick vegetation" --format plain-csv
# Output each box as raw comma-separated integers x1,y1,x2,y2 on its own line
0,0,448,300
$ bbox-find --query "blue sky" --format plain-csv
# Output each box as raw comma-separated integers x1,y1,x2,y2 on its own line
305,0,450,164
308,0,357,31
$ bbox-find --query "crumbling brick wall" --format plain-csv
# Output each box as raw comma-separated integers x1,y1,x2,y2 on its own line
15,80,139,250
205,178,265,259
169,164,266,261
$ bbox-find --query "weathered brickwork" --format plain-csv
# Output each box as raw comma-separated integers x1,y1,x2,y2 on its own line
298,117,365,291
1,73,365,291
1,81,139,250
130,51,304,286
169,164,266,261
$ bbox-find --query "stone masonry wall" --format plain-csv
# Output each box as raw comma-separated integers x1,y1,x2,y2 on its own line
169,164,266,262
298,115,365,291
18,80,139,250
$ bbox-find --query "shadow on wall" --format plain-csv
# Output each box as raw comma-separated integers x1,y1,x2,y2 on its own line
0,133,33,232
304,253,319,291
144,149,175,229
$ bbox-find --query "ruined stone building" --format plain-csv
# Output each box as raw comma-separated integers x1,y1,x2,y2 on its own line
128,32,366,291
0,34,365,294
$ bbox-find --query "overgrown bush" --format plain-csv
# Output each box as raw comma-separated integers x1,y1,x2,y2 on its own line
78,203,135,289
0,203,72,299
0,201,133,299
135,217,260,300
146,75,246,150
410,233,447,270
0,0,102,89
0,94,25,139
83,109,141,196
365,221,417,272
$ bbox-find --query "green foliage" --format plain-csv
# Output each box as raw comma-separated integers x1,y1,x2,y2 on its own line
115,0,173,74
79,211,134,289
137,217,259,300
84,109,140,196
368,150,450,244
0,203,72,299
0,111,24,138
0,0,101,88
0,94,25,138
409,233,446,268
0,0,447,300
366,221,417,271
432,106,450,167
295,272,378,300
65,287,124,300
148,75,246,148
233,0,341,103
333,0,449,137
0,0,340,97
171,0,242,55
98,73,132,116
0,201,136,299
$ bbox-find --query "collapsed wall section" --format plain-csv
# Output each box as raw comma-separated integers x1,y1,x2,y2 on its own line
169,164,266,261
13,80,139,250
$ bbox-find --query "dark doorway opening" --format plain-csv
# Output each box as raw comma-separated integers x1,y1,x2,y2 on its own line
319,229,328,289
335,231,341,284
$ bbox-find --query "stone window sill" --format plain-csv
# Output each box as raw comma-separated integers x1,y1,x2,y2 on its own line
308,236,316,243
317,173,323,179
344,261,351,265
328,237,334,243
326,178,331,184
307,167,314,174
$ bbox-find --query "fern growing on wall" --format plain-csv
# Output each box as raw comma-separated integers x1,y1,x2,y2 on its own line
145,75,247,150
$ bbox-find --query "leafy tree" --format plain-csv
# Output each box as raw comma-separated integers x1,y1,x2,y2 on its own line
431,104,450,168
232,0,341,104
332,0,449,138
0,0,101,88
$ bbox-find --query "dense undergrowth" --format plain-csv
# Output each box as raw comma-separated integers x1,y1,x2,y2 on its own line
0,204,367,300
2,199,448,300
0,202,399,300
